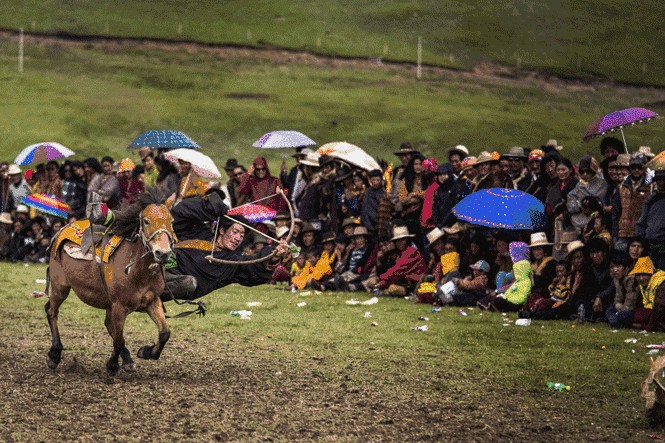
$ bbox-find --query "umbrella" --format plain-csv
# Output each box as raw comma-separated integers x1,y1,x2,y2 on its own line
128,130,200,150
316,142,380,172
452,188,545,230
252,130,316,149
582,107,659,150
22,194,71,219
646,150,665,171
14,142,75,166
228,204,276,223
162,148,221,178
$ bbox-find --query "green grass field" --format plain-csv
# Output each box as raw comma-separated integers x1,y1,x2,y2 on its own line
0,261,661,440
0,37,664,169
1,1,664,87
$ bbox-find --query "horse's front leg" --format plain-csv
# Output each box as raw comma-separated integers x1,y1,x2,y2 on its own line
104,309,135,373
107,303,130,375
137,300,170,360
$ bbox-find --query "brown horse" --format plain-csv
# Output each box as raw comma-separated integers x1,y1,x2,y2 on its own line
45,188,175,375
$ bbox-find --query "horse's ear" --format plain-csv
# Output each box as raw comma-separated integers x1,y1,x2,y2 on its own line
164,193,176,210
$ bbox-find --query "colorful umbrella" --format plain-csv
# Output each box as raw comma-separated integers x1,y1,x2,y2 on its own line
252,130,316,149
14,142,75,166
316,141,380,172
582,107,659,149
228,204,276,223
22,194,71,219
127,130,200,150
452,188,545,230
162,148,221,178
646,149,665,171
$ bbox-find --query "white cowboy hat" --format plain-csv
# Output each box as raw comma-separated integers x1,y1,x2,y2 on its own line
299,152,320,167
7,164,21,175
390,226,414,241
0,212,12,224
426,227,445,245
529,232,552,248
15,204,29,214
565,240,585,257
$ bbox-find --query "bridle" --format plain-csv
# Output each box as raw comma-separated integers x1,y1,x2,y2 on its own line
125,207,176,275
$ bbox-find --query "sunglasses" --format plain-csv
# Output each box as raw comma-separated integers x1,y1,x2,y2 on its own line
629,164,643,170
234,172,244,177
579,169,593,174
254,167,266,171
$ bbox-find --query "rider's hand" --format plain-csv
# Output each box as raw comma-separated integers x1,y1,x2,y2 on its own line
275,239,291,258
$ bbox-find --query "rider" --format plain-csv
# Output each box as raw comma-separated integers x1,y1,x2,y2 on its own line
163,189,292,301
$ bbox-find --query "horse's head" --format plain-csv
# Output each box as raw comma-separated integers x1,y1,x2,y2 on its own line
139,204,175,265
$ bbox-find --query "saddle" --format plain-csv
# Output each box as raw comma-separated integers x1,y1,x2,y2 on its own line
54,220,125,263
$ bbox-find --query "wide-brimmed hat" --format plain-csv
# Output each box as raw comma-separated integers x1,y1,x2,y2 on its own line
528,149,544,162
629,153,648,167
613,154,630,168
443,222,466,235
638,146,656,158
351,226,370,238
393,143,418,156
629,257,656,275
276,225,290,239
529,232,552,247
0,212,12,224
342,216,361,228
15,204,29,214
292,148,312,159
559,230,579,245
447,145,469,158
565,240,585,257
7,164,21,175
117,158,136,173
138,146,153,161
470,259,490,273
503,146,528,159
224,158,239,170
541,139,563,152
390,226,414,241
474,152,494,166
321,232,336,243
426,227,445,245
301,223,317,234
299,152,320,167
274,210,291,221
460,156,477,172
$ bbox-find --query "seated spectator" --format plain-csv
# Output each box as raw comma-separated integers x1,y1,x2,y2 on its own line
450,259,490,306
567,155,607,232
525,261,570,315
524,232,556,310
362,237,398,292
632,257,661,331
375,226,427,297
592,214,613,249
333,226,376,292
291,251,319,290
0,212,12,250
425,227,446,273
478,241,532,311
605,252,640,329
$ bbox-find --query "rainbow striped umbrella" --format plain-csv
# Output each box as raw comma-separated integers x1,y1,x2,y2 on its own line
22,194,71,219
228,204,276,223
14,142,75,166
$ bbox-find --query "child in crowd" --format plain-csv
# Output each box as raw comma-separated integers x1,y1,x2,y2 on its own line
450,259,490,306
291,251,319,290
478,241,531,311
605,252,640,329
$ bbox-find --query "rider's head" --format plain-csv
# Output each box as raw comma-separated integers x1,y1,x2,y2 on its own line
217,215,248,251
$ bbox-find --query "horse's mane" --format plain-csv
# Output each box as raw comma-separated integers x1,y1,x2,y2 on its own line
112,187,167,237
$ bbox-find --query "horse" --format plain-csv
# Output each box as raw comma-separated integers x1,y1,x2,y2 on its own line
45,188,176,375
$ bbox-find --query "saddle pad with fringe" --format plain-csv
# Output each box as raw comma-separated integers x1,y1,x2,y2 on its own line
55,220,123,263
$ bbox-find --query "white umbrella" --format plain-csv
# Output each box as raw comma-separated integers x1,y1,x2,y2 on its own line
252,130,316,149
163,149,221,178
316,142,380,172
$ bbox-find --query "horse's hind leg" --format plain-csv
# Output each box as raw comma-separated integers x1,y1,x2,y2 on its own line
45,277,70,370
105,309,135,373
137,300,170,360
107,303,130,375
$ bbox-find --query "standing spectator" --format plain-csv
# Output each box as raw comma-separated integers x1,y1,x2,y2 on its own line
83,157,103,203
138,148,159,187
294,152,323,223
338,171,365,218
397,153,432,250
635,170,665,269
98,156,121,209
567,155,608,232
504,147,530,190
546,158,579,227
280,148,308,199
222,159,239,207
61,160,87,219
457,156,476,200
587,237,613,320
422,164,460,231
388,142,418,214
0,162,10,213
154,155,181,197
361,169,386,234
527,152,560,204
613,153,652,251
447,145,468,177
238,157,286,212
471,152,501,192
176,159,206,201
7,164,30,208
603,154,630,218
39,160,63,198
119,164,145,206
599,136,624,159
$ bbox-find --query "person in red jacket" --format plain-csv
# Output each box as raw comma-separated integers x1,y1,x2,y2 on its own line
375,226,427,297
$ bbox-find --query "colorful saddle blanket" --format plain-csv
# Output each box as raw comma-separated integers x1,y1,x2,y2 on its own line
54,220,124,263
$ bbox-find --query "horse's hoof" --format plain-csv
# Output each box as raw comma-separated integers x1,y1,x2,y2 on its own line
122,362,136,372
137,345,152,360
47,359,59,370
106,360,120,376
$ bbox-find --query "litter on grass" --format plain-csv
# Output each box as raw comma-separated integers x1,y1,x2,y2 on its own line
458,309,468,316
230,310,252,320
515,319,531,326
413,325,428,332
296,302,307,308
246,301,262,307
345,297,379,306
35,279,46,284
364,311,372,318
624,338,638,344
31,290,46,298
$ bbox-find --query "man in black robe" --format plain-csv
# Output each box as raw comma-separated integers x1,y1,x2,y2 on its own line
164,191,291,301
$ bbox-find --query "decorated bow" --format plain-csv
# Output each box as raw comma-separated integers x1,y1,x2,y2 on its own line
204,188,298,265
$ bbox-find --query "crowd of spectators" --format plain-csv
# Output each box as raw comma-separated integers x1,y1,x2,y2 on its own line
1,138,664,331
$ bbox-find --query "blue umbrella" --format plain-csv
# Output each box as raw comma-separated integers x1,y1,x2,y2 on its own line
127,130,200,150
452,188,545,230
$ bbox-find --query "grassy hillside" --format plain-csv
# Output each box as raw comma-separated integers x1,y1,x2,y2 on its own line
0,1,664,86
0,37,664,169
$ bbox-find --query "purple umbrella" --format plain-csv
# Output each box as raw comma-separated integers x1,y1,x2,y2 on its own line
583,107,659,150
